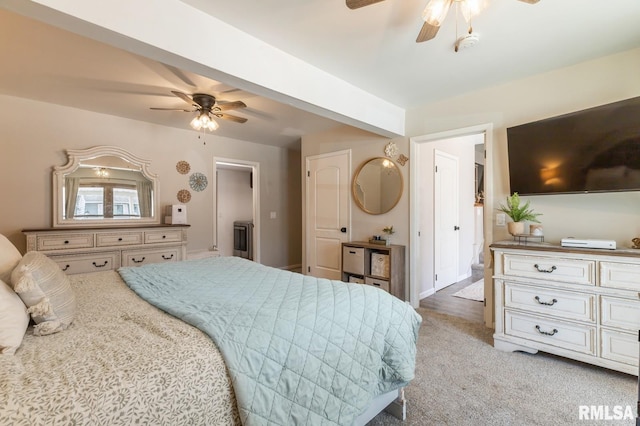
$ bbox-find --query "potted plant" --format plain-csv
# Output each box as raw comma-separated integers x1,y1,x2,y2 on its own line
382,225,395,246
497,192,541,236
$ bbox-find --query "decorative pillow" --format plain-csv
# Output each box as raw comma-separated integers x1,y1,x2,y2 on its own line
0,234,22,284
10,252,76,336
0,278,30,355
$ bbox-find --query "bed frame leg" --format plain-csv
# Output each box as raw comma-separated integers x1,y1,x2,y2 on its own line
384,388,407,421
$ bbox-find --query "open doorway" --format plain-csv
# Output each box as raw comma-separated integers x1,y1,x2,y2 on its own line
212,158,260,263
409,123,494,327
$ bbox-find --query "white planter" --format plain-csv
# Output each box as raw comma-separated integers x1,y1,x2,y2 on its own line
507,221,525,236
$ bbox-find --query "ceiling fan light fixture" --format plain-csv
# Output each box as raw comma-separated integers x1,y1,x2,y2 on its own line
190,112,219,131
422,0,453,26
460,0,484,22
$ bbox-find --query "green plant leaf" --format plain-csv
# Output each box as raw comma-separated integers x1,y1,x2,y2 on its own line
497,192,542,223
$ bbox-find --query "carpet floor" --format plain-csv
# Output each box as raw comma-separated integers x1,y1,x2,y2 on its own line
369,308,637,425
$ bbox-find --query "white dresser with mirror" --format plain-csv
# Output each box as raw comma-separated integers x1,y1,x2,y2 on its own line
26,145,190,274
23,225,189,274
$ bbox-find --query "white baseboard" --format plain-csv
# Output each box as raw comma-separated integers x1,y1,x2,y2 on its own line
420,288,435,299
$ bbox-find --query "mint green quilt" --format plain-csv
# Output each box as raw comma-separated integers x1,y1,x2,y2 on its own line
119,256,421,426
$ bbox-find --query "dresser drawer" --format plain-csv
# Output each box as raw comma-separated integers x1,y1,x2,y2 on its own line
51,251,119,275
122,247,181,267
96,231,143,247
504,311,595,355
144,229,183,244
600,329,638,366
502,254,595,286
600,261,640,291
600,296,640,331
343,246,365,275
37,233,94,251
504,282,595,322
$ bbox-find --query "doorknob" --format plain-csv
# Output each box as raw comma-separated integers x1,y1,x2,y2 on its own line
340,227,347,233
454,226,460,231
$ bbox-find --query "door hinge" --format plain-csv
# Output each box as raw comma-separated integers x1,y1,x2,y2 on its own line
308,266,311,273
418,231,421,237
435,165,438,172
307,170,310,177
435,274,438,281
484,298,487,307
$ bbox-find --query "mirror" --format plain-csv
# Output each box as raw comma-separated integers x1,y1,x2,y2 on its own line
352,157,403,215
53,146,160,227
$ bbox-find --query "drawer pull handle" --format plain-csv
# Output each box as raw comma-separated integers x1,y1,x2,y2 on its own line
62,264,70,272
535,325,558,336
162,254,174,260
64,240,69,244
534,264,557,273
118,237,123,241
132,257,146,264
92,261,108,268
534,296,558,306
162,235,167,239
349,251,356,254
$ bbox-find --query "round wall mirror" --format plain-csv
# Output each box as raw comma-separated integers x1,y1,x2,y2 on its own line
352,157,403,215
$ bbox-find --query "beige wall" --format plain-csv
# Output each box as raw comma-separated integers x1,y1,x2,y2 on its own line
0,94,301,268
407,47,640,248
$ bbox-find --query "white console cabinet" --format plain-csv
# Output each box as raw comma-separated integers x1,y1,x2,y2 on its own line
23,225,189,274
492,241,640,375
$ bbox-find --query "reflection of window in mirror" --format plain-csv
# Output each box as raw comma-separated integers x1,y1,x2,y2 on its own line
64,166,152,220
74,186,140,219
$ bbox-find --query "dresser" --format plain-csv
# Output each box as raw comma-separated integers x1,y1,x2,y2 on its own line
23,225,189,275
341,241,405,300
491,241,640,375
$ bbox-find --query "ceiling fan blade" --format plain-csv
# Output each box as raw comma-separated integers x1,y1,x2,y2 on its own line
150,107,194,112
517,0,539,3
171,90,197,106
346,0,385,9
214,113,248,124
416,22,440,43
215,101,247,111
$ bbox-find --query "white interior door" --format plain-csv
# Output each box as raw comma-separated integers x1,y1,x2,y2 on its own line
306,151,350,279
434,150,459,291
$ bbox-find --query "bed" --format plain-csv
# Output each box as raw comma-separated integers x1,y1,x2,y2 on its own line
0,241,421,426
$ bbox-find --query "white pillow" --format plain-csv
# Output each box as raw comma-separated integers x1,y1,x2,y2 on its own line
0,278,30,355
11,252,76,336
0,234,22,284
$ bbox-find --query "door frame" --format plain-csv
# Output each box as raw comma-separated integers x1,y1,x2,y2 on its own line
410,123,494,327
304,149,351,276
212,157,261,263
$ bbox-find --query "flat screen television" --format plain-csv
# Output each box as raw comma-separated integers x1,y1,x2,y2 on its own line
506,96,640,195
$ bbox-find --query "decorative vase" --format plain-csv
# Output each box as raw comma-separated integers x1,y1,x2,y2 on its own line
385,236,392,246
507,221,525,236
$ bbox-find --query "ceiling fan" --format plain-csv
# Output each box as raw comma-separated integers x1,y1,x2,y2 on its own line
346,0,539,46
151,91,247,131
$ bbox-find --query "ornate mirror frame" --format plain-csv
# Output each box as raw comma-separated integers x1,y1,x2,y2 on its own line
352,157,403,215
53,146,160,227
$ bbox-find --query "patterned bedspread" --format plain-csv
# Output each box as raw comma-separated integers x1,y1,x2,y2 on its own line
119,256,422,426
0,271,240,426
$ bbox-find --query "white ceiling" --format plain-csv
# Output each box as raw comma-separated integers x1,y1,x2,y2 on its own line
1,1,639,149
